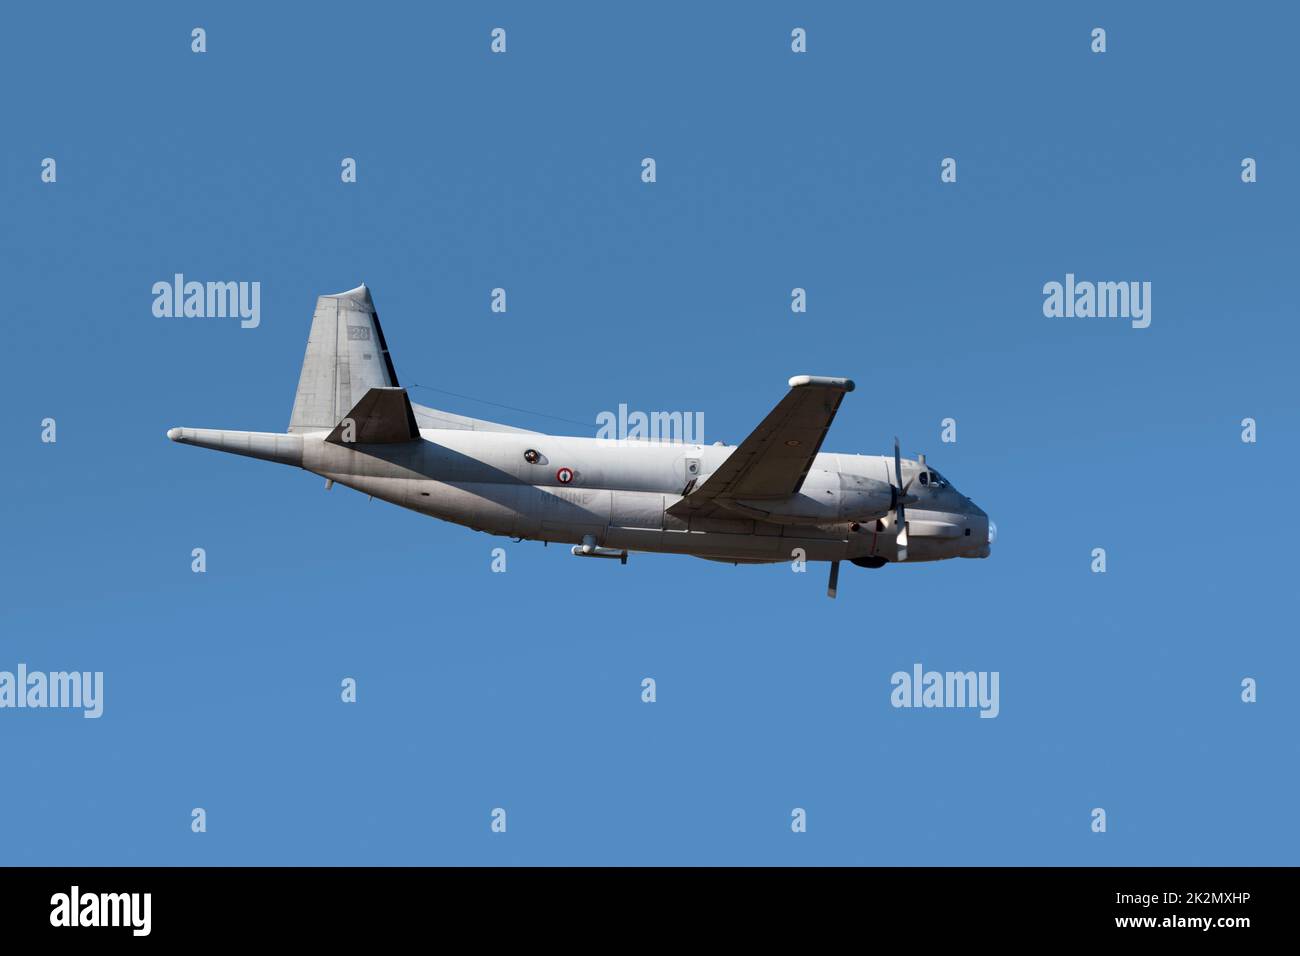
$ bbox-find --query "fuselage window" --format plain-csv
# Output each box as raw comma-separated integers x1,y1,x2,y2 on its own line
918,472,928,486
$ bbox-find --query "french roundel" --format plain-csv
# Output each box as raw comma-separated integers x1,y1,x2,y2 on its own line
556,467,574,484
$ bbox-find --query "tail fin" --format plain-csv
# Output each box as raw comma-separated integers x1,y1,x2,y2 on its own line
288,284,400,433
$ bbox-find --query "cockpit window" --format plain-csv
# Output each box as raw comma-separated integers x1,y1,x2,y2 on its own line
916,468,952,490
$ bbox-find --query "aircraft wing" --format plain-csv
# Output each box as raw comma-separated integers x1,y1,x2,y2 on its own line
667,375,854,518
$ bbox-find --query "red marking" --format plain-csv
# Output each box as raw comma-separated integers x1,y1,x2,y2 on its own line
556,467,574,484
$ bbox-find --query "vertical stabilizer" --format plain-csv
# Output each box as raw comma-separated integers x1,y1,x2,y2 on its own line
288,284,400,433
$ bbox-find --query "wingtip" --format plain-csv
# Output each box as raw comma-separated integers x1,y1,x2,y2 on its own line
788,375,855,392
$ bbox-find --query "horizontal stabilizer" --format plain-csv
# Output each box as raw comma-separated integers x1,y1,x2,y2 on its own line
326,387,420,444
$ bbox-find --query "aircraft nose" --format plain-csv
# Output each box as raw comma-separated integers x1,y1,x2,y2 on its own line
962,507,992,557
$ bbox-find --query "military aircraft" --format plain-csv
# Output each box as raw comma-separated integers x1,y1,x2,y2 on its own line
168,285,994,598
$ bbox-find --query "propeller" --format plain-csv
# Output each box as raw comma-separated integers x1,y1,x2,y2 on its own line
826,439,915,597
892,437,916,561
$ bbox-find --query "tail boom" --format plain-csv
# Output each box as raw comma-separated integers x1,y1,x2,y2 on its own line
166,428,304,468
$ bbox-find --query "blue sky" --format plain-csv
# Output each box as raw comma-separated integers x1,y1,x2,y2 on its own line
2,2,1296,865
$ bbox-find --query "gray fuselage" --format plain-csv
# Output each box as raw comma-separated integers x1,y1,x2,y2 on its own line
298,429,991,565
169,284,993,573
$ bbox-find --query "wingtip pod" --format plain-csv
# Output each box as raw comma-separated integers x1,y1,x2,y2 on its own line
788,375,855,392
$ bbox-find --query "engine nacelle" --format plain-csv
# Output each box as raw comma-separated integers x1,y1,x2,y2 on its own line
730,469,893,525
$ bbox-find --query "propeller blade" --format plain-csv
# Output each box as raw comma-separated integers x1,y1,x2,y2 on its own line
827,559,840,599
893,437,909,560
